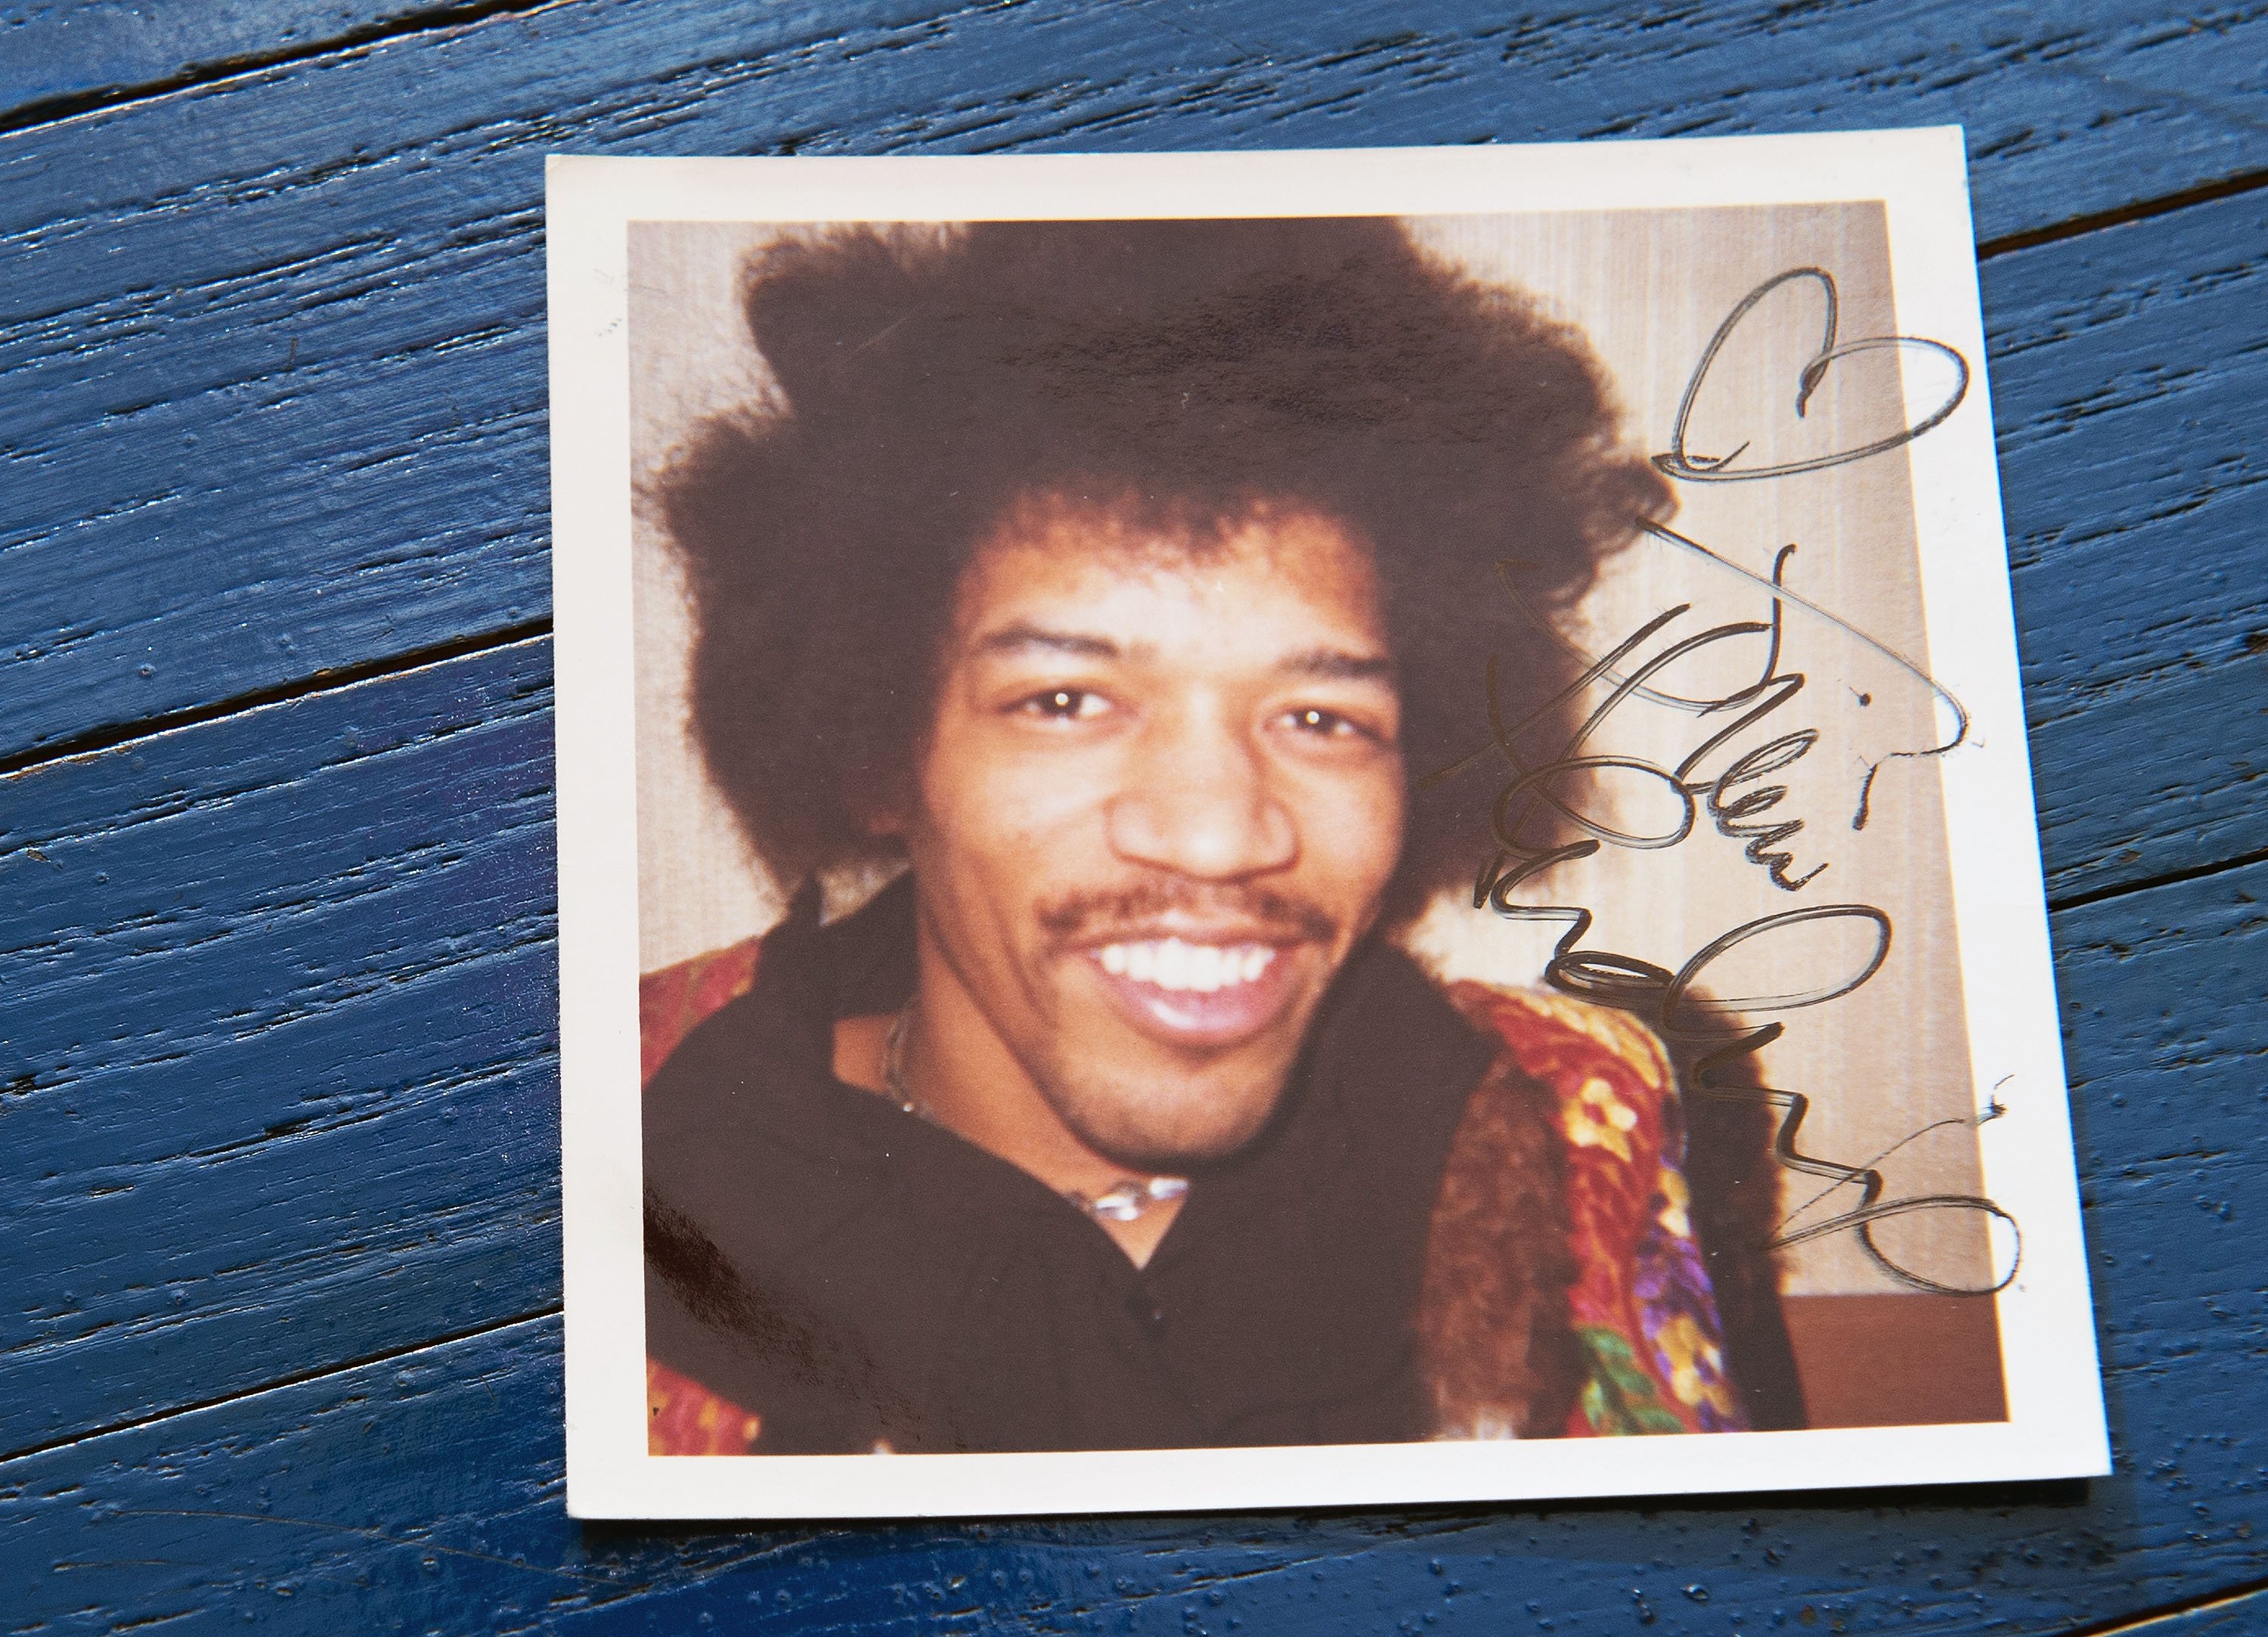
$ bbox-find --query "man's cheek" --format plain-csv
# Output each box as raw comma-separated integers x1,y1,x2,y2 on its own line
1305,775,1408,891
922,746,1063,848
976,762,1119,857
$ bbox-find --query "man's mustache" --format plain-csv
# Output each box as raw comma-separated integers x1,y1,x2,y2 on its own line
1035,881,1337,946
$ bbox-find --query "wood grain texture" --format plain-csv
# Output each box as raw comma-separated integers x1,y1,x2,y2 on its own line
0,640,558,1457
0,0,482,127
1,0,2264,768
0,860,2260,1632
1982,184,2267,902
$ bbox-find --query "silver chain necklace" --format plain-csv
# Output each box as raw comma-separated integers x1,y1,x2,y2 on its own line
881,1003,1190,1225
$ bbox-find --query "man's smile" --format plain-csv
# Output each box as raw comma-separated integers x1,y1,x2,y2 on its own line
1080,933,1307,1049
1096,937,1277,989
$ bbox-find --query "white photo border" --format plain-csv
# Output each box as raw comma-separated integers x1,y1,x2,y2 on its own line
548,130,2108,1520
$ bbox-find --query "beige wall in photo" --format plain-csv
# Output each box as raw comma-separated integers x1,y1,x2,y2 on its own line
624,208,1992,1298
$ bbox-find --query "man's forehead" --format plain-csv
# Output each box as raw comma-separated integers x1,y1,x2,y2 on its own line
953,491,1393,665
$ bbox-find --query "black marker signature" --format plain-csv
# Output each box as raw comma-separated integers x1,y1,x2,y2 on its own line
1653,267,1971,484
1486,518,1973,836
1434,265,2017,1294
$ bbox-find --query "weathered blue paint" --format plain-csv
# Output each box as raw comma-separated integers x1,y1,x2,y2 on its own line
0,0,456,124
0,2,2261,1632
0,641,559,1455
1984,186,2268,901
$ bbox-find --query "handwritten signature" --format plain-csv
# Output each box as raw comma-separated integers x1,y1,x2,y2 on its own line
1441,267,2016,1297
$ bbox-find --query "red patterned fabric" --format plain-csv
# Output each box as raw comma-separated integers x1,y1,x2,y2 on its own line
1445,983,1741,1436
641,939,766,1455
647,1358,762,1456
638,935,764,1085
637,935,1740,1450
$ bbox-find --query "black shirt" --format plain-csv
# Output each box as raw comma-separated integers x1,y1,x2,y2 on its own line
643,877,1497,1453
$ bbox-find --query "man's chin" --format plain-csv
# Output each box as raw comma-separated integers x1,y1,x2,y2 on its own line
1043,1071,1294,1173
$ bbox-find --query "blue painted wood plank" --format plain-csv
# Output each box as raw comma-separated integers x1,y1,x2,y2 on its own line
0,772,2259,1629
0,0,2263,767
0,0,468,126
1982,187,2268,901
0,863,2261,1630
0,639,558,1456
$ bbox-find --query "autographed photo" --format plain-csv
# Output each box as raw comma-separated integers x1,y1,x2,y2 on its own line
550,133,2108,1518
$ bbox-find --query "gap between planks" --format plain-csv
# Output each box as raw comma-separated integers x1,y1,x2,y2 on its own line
2068,1575,2268,1637
0,1303,560,1469
1975,167,2268,259
0,617,553,780
0,0,575,140
2052,842,2268,916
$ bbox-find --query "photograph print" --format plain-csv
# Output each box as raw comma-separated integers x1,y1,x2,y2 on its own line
549,134,2108,1518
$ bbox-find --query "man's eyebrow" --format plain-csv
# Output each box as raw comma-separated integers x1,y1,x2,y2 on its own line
1280,647,1396,682
970,627,1393,680
971,622,1123,661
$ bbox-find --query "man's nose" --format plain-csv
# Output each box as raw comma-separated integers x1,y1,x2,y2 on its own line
1104,708,1297,880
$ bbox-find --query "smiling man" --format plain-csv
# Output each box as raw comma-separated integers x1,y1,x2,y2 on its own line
866,497,1405,1271
638,218,1793,1455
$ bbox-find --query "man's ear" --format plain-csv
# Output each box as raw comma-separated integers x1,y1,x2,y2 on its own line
848,778,912,840
853,739,934,840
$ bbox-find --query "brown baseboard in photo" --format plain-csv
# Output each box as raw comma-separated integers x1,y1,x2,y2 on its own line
1781,1294,2009,1428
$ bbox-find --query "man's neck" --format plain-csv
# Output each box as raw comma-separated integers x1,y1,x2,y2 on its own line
829,1003,1185,1268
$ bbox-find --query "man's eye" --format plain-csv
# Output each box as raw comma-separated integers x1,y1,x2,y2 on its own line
1284,706,1359,737
1018,688,1105,721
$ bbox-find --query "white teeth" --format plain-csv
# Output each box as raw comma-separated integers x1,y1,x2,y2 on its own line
1095,939,1278,993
